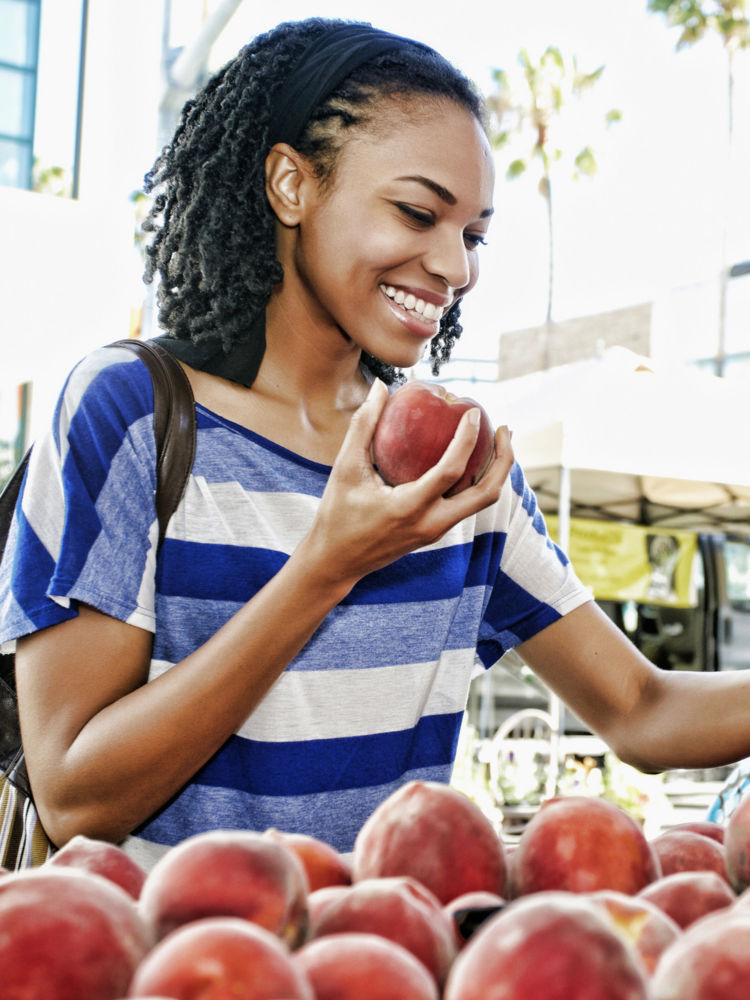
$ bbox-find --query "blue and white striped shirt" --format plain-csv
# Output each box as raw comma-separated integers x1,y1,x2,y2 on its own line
0,344,590,864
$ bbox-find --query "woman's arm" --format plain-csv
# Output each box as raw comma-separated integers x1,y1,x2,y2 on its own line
518,600,750,773
17,380,514,847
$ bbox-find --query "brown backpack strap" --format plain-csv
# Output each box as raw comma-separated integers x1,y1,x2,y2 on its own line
109,338,196,550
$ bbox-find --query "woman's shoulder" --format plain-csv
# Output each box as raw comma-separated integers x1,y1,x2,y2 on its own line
56,342,157,436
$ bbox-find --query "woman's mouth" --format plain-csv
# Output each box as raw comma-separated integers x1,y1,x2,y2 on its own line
380,284,446,325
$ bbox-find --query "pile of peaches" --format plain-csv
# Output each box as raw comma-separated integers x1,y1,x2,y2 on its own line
3,778,750,999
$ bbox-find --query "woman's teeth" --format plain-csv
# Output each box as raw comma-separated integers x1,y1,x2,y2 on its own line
381,284,444,323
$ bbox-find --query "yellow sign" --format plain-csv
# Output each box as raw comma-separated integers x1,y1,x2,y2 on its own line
547,516,698,608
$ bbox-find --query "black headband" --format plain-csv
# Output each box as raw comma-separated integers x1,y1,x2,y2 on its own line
268,23,434,147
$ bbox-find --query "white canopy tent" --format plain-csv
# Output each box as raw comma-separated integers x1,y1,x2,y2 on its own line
450,346,750,541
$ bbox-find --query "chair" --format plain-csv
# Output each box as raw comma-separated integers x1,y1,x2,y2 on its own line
479,708,558,836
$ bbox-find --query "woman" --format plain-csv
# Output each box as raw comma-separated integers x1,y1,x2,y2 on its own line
2,19,749,869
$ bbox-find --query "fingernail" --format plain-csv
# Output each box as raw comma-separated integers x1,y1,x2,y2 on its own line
468,408,481,427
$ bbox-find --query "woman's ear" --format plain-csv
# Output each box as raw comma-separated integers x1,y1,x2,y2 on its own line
265,143,312,226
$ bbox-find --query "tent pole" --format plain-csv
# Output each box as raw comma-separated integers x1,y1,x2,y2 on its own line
548,463,572,794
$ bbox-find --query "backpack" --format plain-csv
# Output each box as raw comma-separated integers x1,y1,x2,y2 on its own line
0,338,196,868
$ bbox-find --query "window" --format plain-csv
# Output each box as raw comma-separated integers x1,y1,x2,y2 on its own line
0,0,40,189
0,0,86,196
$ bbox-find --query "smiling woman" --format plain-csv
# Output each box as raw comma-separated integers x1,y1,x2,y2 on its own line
4,16,750,874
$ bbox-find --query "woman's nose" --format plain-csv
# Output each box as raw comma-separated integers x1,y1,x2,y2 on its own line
422,229,473,292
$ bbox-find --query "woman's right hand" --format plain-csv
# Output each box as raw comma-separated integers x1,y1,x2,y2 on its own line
302,379,515,590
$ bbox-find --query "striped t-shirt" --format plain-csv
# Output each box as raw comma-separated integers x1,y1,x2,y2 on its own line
0,343,590,865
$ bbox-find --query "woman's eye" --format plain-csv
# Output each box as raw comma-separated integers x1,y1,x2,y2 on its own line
397,204,433,227
464,233,488,249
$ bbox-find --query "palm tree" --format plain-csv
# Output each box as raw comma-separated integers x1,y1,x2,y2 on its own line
648,0,750,374
486,47,620,343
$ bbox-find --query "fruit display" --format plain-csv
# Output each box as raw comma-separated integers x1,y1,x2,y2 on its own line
4,778,750,997
371,380,495,496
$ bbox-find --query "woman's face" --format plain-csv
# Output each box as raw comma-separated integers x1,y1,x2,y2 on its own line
283,96,495,370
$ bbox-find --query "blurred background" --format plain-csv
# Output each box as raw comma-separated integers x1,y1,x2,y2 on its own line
2,0,749,832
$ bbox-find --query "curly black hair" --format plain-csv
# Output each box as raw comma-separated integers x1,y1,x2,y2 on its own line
142,18,487,384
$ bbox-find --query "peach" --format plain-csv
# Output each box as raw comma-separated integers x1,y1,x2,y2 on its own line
126,917,314,1000
308,875,457,987
638,870,736,929
371,380,495,496
0,866,152,1000
723,791,750,893
294,932,439,1000
307,885,351,930
667,820,725,844
588,889,681,976
444,890,650,999
263,828,351,891
352,779,507,904
511,795,661,896
138,829,309,947
649,829,729,881
441,890,506,949
46,833,147,899
651,906,750,999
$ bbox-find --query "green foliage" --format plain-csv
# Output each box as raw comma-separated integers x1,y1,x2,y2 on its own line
32,160,73,198
647,0,750,50
485,45,620,185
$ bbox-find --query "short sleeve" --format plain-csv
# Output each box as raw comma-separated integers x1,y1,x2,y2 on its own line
476,461,592,668
0,346,161,648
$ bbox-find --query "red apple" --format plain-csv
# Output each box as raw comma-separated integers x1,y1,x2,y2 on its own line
294,932,439,1000
138,829,309,947
263,828,351,891
0,866,153,1000
648,829,729,882
651,906,750,999
372,380,495,496
511,795,661,897
352,779,507,904
46,833,147,899
126,917,314,1000
308,875,457,987
638,870,736,929
588,889,681,976
443,890,650,1000
724,791,750,893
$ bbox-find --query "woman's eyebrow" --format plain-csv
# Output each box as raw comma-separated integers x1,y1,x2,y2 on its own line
396,174,494,217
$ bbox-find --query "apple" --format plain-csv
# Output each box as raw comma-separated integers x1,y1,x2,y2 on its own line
294,932,439,1000
0,866,153,1000
352,779,507,904
588,889,681,976
308,874,457,987
648,829,729,882
638,870,736,929
651,906,750,999
443,890,650,1000
46,833,147,900
263,828,351,892
138,829,309,947
371,380,495,496
510,795,661,897
126,916,314,1000
723,791,750,893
